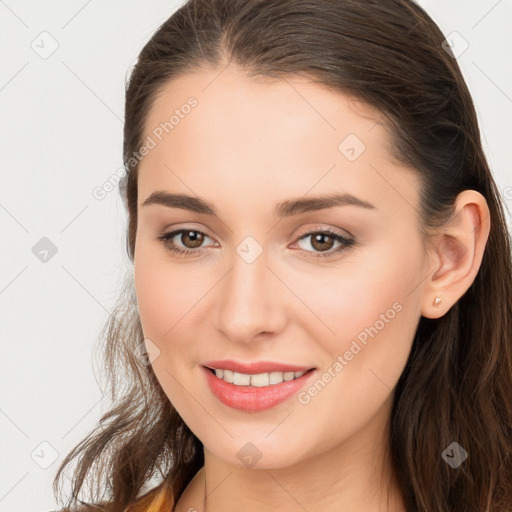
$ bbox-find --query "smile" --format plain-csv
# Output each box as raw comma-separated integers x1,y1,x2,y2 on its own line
201,365,316,412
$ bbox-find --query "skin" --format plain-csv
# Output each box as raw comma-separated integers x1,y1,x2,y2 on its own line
133,63,490,512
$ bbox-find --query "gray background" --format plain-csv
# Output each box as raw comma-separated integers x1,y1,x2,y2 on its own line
0,1,511,511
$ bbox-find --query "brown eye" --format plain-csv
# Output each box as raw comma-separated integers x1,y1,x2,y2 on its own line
156,229,213,256
295,229,355,258
179,230,205,249
310,233,335,252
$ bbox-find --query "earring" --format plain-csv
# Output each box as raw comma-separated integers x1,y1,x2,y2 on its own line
433,296,442,307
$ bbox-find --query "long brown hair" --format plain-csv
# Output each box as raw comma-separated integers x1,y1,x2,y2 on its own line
53,1,512,511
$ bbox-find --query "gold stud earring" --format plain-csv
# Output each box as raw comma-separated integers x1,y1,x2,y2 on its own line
433,296,442,307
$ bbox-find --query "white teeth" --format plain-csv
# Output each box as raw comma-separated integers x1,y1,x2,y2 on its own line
223,369,234,383
250,373,270,387
233,372,251,385
212,368,308,387
269,371,284,384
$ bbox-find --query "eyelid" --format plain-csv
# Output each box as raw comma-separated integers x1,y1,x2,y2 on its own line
159,222,353,240
294,223,354,239
157,223,217,243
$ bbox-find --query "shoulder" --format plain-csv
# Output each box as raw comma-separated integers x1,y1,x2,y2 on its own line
49,484,170,512
49,504,111,512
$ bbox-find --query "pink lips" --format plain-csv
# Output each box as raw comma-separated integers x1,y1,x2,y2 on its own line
201,360,316,412
202,359,313,374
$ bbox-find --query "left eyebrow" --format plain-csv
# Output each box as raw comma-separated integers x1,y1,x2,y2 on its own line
140,191,376,217
275,192,376,217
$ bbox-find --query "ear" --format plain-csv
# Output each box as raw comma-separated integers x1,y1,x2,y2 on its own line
421,190,491,319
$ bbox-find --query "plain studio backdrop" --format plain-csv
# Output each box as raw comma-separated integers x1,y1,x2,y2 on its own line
0,1,511,511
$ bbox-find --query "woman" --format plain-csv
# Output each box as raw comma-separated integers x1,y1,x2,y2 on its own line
53,0,512,511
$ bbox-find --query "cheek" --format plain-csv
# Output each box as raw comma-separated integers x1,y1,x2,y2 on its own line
293,290,419,454
134,242,210,340
296,237,424,343
134,250,203,411
303,237,424,414
302,299,416,452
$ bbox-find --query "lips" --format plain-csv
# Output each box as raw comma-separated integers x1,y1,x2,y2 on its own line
201,361,317,412
202,359,314,374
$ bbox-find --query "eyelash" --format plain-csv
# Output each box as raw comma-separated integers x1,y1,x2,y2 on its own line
155,228,355,259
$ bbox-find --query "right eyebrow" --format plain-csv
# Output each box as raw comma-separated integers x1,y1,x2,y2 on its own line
141,191,215,215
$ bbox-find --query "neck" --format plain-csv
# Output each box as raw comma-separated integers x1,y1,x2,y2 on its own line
176,396,406,512
203,443,404,511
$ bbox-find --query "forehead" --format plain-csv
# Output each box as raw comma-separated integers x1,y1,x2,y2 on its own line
137,64,417,216
143,65,388,150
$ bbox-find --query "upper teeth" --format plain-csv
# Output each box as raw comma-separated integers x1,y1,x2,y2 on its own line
213,369,306,387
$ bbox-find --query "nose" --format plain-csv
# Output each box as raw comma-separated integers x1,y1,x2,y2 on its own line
214,246,288,345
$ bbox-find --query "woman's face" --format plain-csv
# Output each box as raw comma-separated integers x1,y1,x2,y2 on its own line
134,64,430,469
